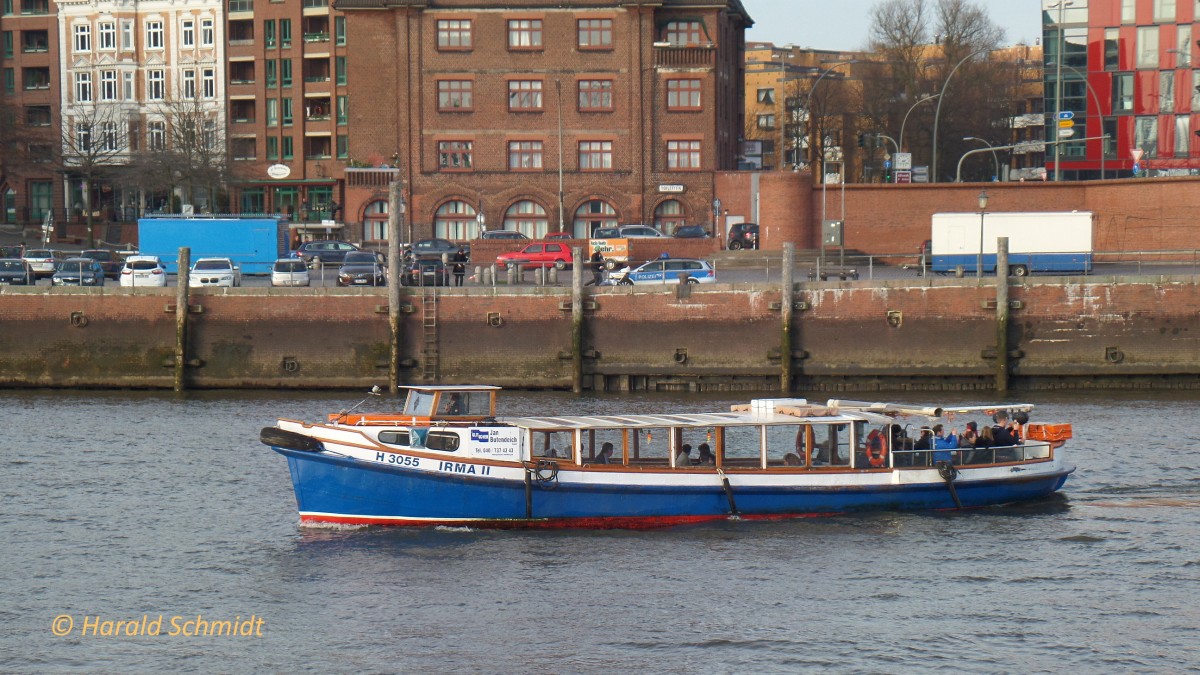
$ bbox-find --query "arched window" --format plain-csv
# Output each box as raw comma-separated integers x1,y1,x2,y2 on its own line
572,199,617,238
434,200,479,239
363,200,388,241
653,199,685,234
503,200,548,238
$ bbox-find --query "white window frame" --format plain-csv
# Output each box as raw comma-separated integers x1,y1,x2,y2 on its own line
147,69,164,100
120,20,134,50
76,123,92,152
146,21,164,50
181,19,195,48
201,18,214,47
202,67,215,98
100,69,118,101
102,121,119,151
75,71,93,102
182,69,196,99
148,120,166,151
73,23,91,53
123,71,134,100
98,22,116,51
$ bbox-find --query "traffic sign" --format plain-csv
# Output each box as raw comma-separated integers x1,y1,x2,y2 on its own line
894,152,912,170
894,170,912,183
1131,148,1144,162
1058,119,1074,128
1057,128,1075,138
1057,111,1075,120
1132,162,1141,173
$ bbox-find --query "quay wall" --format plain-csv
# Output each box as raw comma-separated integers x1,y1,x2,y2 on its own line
2,277,1199,391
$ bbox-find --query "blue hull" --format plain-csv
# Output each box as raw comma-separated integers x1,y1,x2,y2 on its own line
276,448,1073,528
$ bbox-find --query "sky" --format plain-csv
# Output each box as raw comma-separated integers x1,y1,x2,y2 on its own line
743,0,1045,52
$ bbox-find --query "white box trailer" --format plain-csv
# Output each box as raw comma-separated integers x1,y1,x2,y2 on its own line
930,211,1094,276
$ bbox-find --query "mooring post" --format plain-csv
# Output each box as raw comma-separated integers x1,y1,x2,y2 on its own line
781,242,795,392
174,246,190,392
572,246,584,393
387,179,404,395
995,237,1010,393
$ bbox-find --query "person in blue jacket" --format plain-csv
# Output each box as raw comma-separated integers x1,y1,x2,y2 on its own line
931,424,959,463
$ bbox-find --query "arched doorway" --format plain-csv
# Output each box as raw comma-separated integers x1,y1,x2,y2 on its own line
434,200,480,239
503,200,548,238
572,199,617,238
653,199,686,234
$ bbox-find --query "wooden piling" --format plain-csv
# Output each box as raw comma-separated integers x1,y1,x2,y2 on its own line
174,246,190,392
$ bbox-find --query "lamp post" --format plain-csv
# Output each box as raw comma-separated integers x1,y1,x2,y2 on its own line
1053,61,1107,179
899,93,939,152
931,47,993,183
962,136,1001,181
1051,0,1075,181
712,197,722,243
976,190,989,278
476,203,486,237
801,60,859,171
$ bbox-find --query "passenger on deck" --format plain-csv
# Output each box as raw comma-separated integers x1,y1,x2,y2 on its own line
960,421,979,448
992,412,1019,446
675,444,693,467
913,428,933,450
595,442,614,464
697,443,715,465
976,425,995,448
932,424,958,463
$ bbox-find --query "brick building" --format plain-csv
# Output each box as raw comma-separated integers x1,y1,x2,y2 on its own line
335,0,752,243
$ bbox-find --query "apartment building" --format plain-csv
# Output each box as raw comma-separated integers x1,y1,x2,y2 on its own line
334,0,752,242
1,0,59,226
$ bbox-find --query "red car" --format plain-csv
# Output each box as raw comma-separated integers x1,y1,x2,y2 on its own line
495,242,574,270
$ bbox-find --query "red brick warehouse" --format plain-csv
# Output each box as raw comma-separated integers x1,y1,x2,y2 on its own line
336,0,753,243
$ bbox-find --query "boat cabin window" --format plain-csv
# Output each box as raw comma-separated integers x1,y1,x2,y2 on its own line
425,430,460,452
436,391,491,417
633,427,671,465
810,424,850,467
530,430,573,461
676,427,717,467
378,430,411,446
584,428,626,465
402,391,435,416
767,424,807,468
722,425,762,468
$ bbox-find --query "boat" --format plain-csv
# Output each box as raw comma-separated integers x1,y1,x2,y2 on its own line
260,385,1076,529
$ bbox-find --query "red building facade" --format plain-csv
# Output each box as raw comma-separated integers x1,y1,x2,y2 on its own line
336,0,751,242
1047,0,1200,179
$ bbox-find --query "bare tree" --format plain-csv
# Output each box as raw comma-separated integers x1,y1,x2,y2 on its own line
60,103,128,246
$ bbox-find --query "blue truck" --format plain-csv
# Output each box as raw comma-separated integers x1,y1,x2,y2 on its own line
137,217,290,275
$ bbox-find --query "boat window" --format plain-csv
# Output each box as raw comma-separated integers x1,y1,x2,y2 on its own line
403,391,435,416
676,426,717,467
850,421,871,468
811,424,851,467
436,390,491,416
425,430,460,452
583,428,626,465
722,425,762,468
633,427,671,465
378,430,411,446
531,430,573,461
766,424,807,468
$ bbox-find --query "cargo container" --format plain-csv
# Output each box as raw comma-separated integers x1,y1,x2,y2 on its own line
137,217,289,274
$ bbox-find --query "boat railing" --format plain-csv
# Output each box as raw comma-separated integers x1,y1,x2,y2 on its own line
891,441,1052,468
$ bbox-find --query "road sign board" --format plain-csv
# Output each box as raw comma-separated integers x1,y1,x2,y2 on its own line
894,170,912,183
1057,128,1075,138
1131,148,1144,162
912,166,929,183
1057,111,1075,120
1132,162,1141,173
894,152,912,170
1058,119,1074,128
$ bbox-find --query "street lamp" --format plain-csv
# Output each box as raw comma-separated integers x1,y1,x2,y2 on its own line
963,136,1001,181
899,93,939,152
976,190,989,278
931,47,993,183
1049,60,1107,179
476,203,486,237
1050,0,1075,181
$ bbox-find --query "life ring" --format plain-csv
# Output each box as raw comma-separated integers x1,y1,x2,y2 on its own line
866,429,887,467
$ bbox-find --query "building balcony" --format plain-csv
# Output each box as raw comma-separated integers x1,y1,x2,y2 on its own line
303,32,329,43
345,167,400,188
654,44,715,68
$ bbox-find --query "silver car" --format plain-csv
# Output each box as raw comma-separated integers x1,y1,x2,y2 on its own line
271,259,311,287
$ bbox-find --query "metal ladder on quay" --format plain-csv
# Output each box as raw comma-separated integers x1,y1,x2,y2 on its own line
420,287,439,381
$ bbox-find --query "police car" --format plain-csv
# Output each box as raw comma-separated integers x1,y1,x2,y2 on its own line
606,257,716,285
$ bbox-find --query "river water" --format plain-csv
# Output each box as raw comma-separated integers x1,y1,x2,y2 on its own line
2,388,1198,673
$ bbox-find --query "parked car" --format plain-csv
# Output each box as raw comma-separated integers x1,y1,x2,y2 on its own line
189,257,242,288
727,223,759,250
52,257,107,286
0,258,34,285
480,230,529,241
400,257,451,286
294,240,360,266
119,255,168,287
80,249,123,279
673,225,711,238
270,259,311,287
23,249,65,279
495,242,574,270
591,225,666,239
337,251,387,287
606,258,716,286
0,245,25,259
408,238,465,260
